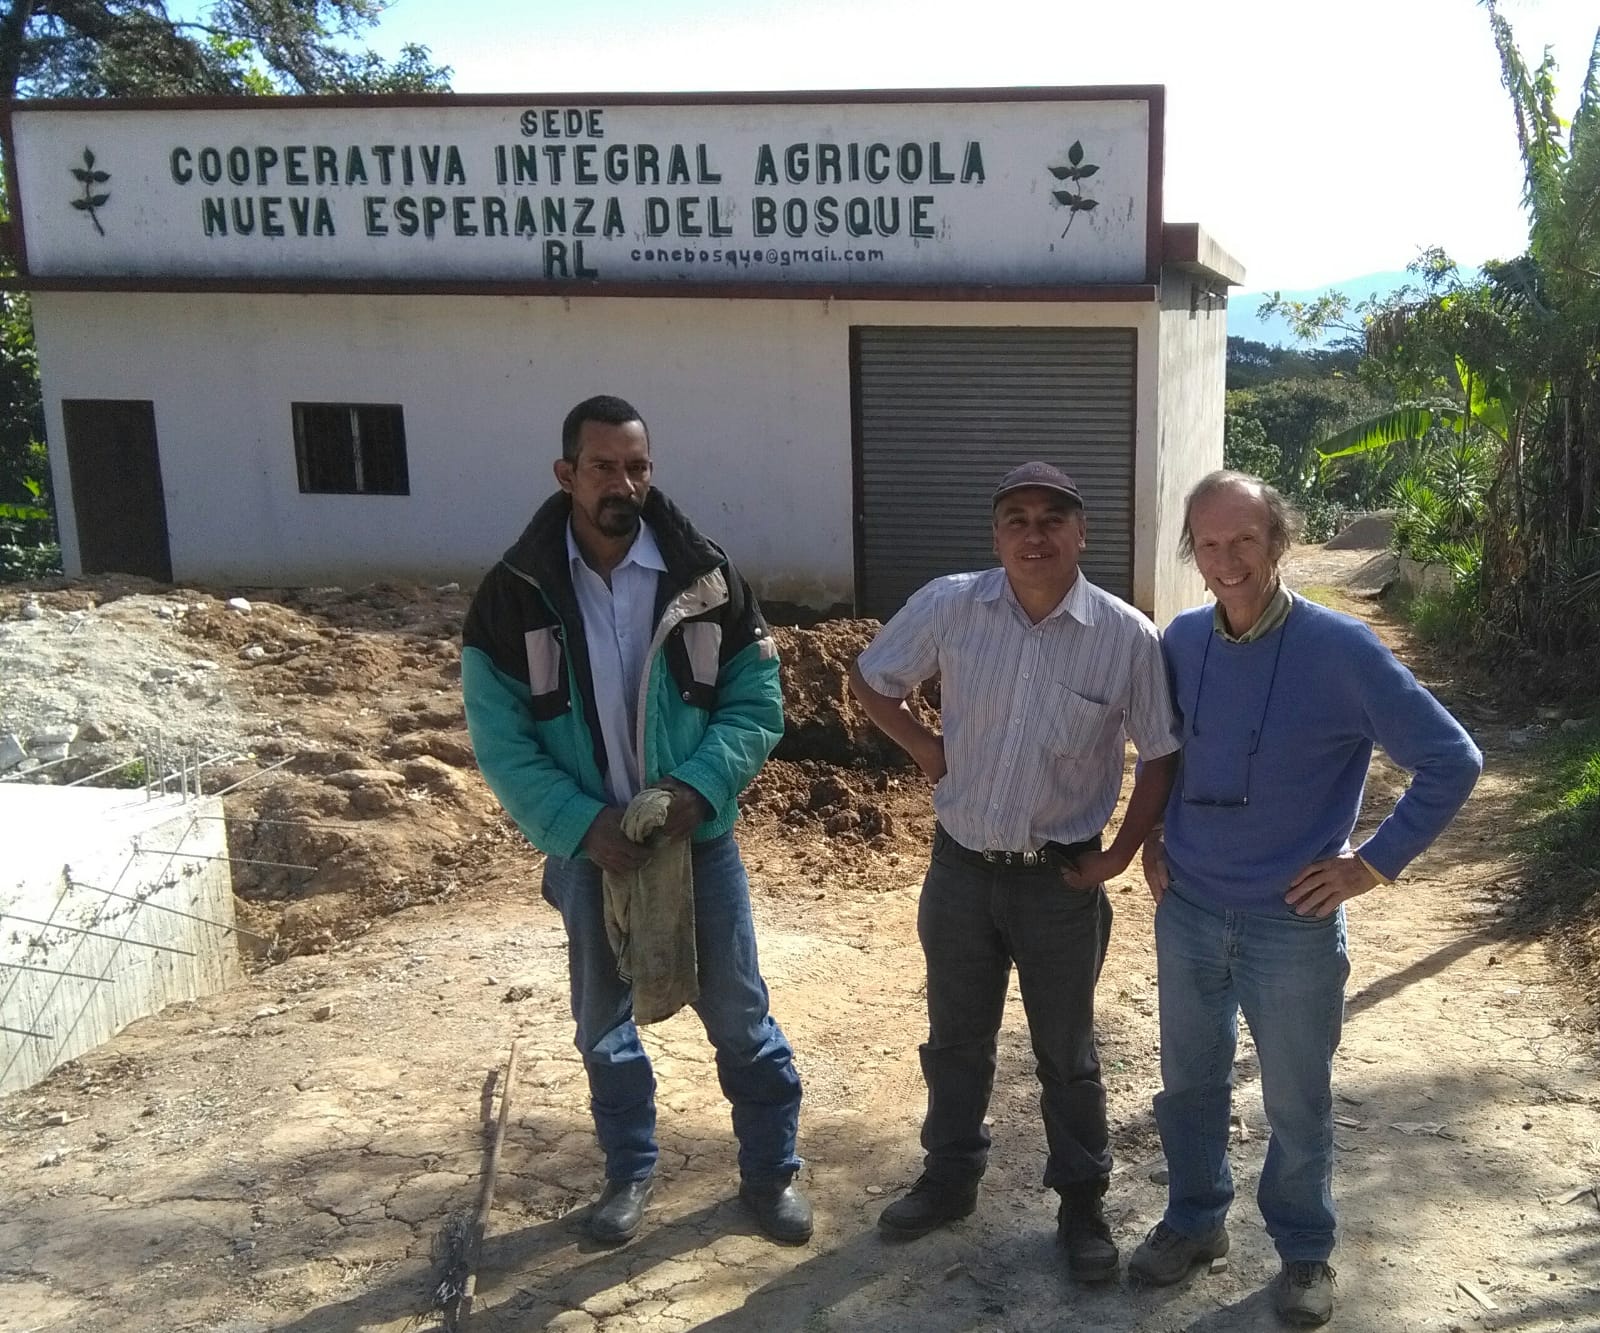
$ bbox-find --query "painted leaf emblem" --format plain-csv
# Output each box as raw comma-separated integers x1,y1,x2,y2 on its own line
1068,140,1084,166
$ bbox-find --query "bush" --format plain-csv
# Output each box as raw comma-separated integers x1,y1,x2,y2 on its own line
1398,582,1480,649
0,541,61,582
1289,490,1342,543
1529,722,1600,869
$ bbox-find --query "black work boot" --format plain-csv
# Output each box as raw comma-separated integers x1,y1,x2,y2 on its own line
1057,1180,1120,1283
877,1173,979,1239
739,1176,814,1244
588,1177,653,1244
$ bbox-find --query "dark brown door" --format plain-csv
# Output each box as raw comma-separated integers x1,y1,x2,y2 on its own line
61,400,172,581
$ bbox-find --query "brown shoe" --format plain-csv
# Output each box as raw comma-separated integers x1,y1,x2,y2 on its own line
1128,1220,1230,1285
1273,1261,1336,1326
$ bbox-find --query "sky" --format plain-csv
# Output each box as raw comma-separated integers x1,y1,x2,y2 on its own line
353,0,1598,291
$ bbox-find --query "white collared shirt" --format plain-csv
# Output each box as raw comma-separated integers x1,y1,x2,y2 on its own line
567,519,667,806
858,568,1181,850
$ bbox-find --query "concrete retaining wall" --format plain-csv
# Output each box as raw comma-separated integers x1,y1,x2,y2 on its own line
1,788,240,1094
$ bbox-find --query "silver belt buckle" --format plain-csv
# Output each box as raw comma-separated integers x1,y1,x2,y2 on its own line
983,848,1041,866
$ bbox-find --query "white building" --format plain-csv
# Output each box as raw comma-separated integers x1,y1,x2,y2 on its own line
4,88,1240,621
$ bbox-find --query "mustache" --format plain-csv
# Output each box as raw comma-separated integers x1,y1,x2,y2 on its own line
601,496,643,511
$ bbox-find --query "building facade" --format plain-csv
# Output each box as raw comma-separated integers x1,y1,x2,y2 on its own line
3,88,1240,621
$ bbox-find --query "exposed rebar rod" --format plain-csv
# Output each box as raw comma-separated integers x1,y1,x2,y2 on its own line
64,879,269,942
0,963,113,983
0,1024,53,1040
208,755,295,798
0,913,195,956
130,849,317,872
0,751,75,782
62,753,152,789
196,814,368,832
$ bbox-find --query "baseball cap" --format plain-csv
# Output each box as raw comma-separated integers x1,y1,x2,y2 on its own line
992,461,1083,508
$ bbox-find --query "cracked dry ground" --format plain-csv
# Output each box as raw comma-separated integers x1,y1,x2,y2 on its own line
2,549,1599,1333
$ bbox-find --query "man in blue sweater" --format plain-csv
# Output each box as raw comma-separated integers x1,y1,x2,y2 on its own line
1130,471,1482,1326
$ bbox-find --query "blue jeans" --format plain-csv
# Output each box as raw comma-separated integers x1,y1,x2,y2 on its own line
1153,883,1349,1263
916,829,1114,1191
541,833,803,1184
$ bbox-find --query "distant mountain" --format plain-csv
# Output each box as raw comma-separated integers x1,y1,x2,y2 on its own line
1228,270,1413,348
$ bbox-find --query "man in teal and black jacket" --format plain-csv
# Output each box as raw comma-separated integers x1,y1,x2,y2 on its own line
462,394,807,1246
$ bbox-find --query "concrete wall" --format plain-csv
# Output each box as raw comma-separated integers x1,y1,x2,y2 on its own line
1,789,239,1093
33,291,1172,612
1147,267,1228,624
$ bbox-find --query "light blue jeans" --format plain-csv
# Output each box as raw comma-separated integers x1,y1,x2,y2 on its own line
1152,883,1349,1263
541,832,803,1185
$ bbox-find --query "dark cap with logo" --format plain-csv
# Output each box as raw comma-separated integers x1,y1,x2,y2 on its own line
992,461,1084,508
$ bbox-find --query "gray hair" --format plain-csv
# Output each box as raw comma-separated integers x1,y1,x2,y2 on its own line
1178,470,1298,562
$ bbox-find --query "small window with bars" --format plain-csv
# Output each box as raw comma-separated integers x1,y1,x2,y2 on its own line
292,403,410,495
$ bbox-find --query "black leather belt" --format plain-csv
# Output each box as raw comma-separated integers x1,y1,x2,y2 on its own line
933,823,1102,874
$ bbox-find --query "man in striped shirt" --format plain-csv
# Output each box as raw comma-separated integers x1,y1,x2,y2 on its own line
849,461,1181,1282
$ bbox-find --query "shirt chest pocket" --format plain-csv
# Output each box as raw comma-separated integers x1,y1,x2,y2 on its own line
1047,686,1117,757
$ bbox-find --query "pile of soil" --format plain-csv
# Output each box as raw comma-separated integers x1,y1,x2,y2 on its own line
770,621,935,768
1,578,936,956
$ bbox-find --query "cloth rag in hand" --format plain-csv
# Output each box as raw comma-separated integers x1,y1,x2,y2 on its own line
601,785,698,1024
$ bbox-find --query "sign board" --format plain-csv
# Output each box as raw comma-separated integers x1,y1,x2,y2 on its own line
6,93,1157,288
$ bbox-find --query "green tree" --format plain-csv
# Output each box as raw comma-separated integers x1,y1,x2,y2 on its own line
1285,6,1600,652
0,1,450,99
0,0,450,578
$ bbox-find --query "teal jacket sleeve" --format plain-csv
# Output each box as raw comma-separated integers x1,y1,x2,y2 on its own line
668,560,784,814
462,646,606,860
669,638,784,814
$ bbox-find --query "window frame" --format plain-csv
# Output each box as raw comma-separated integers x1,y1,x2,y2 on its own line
291,401,410,496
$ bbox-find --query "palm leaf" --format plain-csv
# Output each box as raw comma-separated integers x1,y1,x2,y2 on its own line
1317,407,1465,466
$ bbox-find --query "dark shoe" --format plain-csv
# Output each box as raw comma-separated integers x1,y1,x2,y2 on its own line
1128,1220,1230,1286
877,1173,978,1239
589,1177,653,1244
1273,1261,1336,1326
739,1177,813,1244
1056,1185,1120,1283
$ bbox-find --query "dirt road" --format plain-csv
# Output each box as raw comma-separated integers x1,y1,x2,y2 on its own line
1,550,1597,1332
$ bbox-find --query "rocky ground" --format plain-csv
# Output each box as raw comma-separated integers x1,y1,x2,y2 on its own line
0,545,1597,1332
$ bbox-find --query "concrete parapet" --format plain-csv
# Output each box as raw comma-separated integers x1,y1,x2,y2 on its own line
1,787,240,1093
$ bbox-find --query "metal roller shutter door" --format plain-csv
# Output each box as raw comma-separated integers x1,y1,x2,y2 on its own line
853,326,1136,620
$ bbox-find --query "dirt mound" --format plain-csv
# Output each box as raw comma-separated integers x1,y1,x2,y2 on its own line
771,621,935,767
740,757,923,846
3,579,944,957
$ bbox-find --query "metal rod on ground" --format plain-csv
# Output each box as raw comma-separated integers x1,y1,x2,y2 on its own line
451,1039,521,1331
0,914,195,956
63,879,270,942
